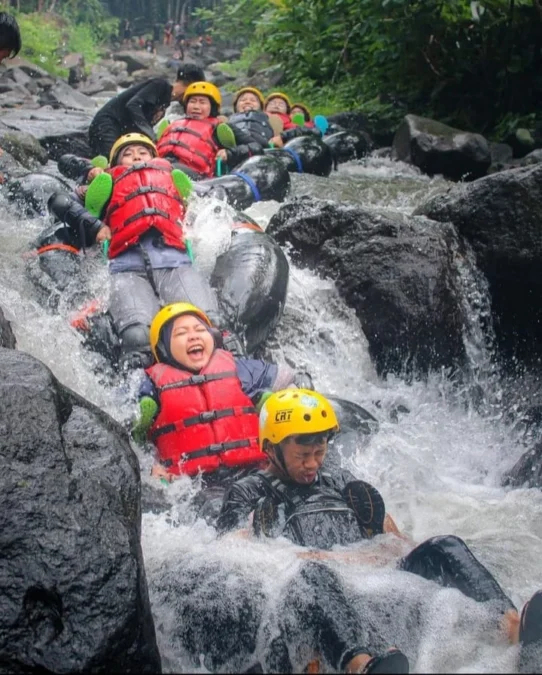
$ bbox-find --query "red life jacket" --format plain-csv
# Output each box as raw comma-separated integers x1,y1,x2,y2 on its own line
146,349,264,476
105,158,186,259
157,117,219,178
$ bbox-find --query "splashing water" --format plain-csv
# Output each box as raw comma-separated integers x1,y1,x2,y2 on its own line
1,156,540,673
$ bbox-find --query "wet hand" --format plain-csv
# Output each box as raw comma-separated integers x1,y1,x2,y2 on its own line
95,225,111,243
87,167,105,182
151,463,174,482
216,149,228,162
269,135,284,148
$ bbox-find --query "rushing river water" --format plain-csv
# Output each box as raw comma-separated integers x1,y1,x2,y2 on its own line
1,155,541,673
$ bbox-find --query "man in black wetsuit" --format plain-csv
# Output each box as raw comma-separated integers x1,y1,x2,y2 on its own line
88,65,205,159
218,389,542,672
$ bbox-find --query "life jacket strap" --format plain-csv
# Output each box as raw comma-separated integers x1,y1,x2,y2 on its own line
150,405,255,441
182,438,256,461
157,370,237,392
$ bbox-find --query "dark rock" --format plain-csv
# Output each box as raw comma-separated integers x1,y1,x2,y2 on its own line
113,50,156,74
0,145,28,182
247,53,273,77
327,110,395,148
415,162,542,362
267,196,469,377
38,80,97,112
327,111,370,133
0,307,16,348
95,59,129,78
392,114,491,181
489,142,513,165
130,66,171,85
520,148,542,167
0,129,48,169
6,172,73,217
246,65,285,91
0,56,51,79
79,76,118,96
503,441,542,488
209,72,228,87
0,79,33,100
0,108,93,161
0,348,161,672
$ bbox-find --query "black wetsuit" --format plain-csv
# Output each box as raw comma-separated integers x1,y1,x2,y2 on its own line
218,469,515,614
88,78,172,157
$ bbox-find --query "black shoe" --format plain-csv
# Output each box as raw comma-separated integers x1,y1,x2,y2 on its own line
362,649,409,674
519,590,542,673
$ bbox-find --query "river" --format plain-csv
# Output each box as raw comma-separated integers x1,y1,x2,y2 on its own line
0,154,540,673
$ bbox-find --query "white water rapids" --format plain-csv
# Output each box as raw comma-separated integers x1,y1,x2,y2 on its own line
1,155,541,673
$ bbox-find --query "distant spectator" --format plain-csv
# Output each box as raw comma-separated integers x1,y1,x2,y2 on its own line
122,20,132,47
163,21,173,47
0,12,21,64
153,23,161,43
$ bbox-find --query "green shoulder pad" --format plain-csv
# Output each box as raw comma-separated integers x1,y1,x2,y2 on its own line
216,122,236,149
85,172,113,218
156,118,169,140
171,168,193,200
292,112,305,127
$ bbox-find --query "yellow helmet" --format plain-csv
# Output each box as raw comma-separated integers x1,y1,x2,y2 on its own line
183,81,222,108
109,133,158,165
259,389,339,449
264,92,292,112
291,102,312,121
233,86,265,111
149,303,212,362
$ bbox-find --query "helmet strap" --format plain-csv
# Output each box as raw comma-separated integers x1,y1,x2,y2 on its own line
268,442,289,477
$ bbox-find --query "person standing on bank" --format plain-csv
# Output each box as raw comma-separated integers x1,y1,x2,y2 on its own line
88,73,190,160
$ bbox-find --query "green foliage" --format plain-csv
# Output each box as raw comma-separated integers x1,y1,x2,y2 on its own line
203,0,542,138
7,3,117,78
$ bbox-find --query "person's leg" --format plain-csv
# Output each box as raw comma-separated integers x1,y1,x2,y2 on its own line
155,265,219,318
265,561,407,674
400,535,515,612
156,266,247,356
108,271,160,369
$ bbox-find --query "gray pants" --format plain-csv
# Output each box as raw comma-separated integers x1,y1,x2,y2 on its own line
109,267,220,365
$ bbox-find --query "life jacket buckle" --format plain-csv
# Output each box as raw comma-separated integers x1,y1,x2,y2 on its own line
190,374,207,385
198,410,218,423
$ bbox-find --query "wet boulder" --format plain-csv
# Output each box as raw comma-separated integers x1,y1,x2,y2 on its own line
0,306,16,348
0,129,48,169
267,196,469,377
113,50,156,74
0,107,93,160
0,348,161,672
392,114,491,181
503,441,542,489
38,80,97,112
415,162,542,362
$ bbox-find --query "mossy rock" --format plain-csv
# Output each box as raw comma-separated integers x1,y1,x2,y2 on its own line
0,130,48,169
